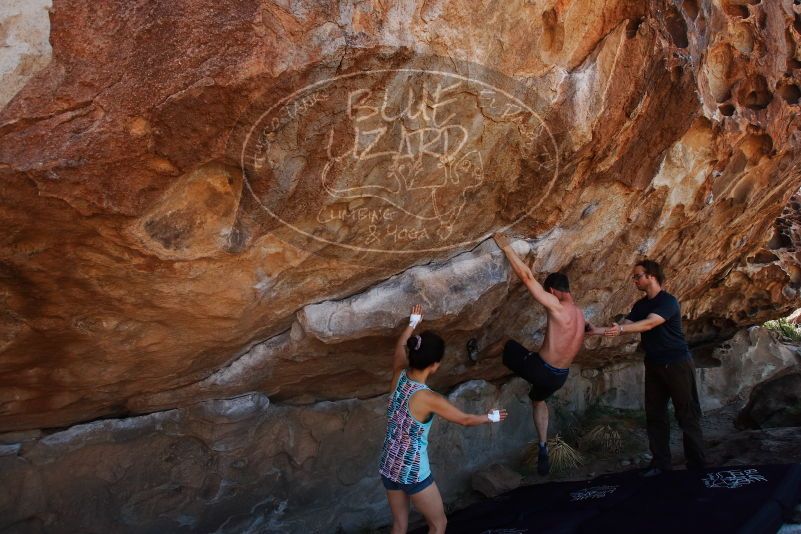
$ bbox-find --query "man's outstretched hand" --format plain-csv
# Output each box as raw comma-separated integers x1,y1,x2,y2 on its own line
604,322,622,337
493,232,512,250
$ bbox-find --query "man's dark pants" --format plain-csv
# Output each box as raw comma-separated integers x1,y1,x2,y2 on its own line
644,357,706,470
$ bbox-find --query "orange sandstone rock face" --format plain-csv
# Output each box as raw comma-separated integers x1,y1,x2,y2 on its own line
1,0,801,431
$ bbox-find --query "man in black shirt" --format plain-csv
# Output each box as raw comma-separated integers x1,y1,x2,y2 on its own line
602,260,705,476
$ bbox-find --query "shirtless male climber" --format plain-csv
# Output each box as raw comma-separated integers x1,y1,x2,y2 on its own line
477,233,588,475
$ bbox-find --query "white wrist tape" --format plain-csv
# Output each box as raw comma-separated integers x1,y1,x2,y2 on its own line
409,314,422,328
487,410,501,423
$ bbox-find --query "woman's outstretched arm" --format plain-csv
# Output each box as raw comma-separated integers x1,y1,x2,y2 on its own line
420,390,508,427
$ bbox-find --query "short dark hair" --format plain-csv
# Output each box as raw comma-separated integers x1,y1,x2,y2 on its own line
407,331,445,369
635,259,665,285
543,272,570,293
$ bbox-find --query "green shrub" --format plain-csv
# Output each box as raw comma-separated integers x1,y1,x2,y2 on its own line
763,317,801,342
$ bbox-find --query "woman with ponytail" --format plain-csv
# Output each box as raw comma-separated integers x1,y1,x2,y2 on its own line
379,304,508,534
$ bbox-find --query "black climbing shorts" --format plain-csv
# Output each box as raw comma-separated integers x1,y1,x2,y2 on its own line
502,339,569,401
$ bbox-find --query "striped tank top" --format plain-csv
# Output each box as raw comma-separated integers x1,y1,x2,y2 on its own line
378,369,434,484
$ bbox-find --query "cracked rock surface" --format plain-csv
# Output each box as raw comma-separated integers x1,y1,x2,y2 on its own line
2,1,801,435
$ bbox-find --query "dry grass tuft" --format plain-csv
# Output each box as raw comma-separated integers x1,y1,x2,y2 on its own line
582,424,623,453
525,434,583,473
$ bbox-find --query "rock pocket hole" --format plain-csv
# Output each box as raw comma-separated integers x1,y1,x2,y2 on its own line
756,9,768,30
683,0,699,20
743,89,773,109
626,17,643,38
767,227,792,250
665,4,689,48
795,14,801,35
748,250,779,264
723,2,750,18
778,83,801,104
719,103,736,116
738,75,772,110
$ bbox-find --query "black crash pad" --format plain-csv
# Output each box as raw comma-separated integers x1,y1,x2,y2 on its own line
413,464,801,534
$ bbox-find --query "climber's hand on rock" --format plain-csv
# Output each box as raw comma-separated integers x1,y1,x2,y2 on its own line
493,232,512,250
409,304,423,328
